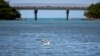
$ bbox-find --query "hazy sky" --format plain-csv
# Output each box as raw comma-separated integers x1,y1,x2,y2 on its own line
10,0,99,4
9,0,99,19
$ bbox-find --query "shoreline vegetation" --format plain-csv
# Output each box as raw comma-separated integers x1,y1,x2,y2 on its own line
84,2,100,19
0,0,21,20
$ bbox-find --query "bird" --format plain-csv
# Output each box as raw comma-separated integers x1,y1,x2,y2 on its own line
41,39,51,46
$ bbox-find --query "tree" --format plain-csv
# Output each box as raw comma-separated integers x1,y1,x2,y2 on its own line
0,0,21,20
84,2,100,19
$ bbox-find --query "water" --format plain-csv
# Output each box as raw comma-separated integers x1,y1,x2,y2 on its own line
0,18,100,56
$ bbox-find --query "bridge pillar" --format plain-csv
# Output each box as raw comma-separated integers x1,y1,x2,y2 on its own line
34,10,38,20
66,10,69,20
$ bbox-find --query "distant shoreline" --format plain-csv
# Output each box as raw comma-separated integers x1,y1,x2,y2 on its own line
0,17,100,21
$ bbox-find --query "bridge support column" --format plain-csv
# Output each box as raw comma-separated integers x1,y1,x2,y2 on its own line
66,10,69,20
34,9,38,20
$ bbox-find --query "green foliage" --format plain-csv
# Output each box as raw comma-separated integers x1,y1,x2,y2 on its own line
84,2,100,19
0,0,21,20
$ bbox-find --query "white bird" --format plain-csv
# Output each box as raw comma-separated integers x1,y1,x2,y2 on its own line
41,39,51,46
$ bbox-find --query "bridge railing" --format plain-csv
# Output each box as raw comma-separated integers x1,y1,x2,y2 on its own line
10,3,90,7
9,3,90,10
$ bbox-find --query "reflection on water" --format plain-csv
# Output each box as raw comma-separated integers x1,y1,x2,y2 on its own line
0,19,100,56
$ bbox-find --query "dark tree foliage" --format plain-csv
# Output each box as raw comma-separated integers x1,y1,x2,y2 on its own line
0,0,21,20
84,2,100,19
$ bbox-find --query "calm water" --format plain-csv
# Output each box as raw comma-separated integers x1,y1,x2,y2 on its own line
0,18,100,56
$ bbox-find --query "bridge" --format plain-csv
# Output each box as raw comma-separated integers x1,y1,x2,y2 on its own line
10,3,90,20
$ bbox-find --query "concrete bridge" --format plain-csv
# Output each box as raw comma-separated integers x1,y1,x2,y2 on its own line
10,3,90,20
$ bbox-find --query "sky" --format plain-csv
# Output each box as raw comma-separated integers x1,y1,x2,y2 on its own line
8,0,99,19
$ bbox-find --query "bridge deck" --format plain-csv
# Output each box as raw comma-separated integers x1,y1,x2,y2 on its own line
10,3,89,10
